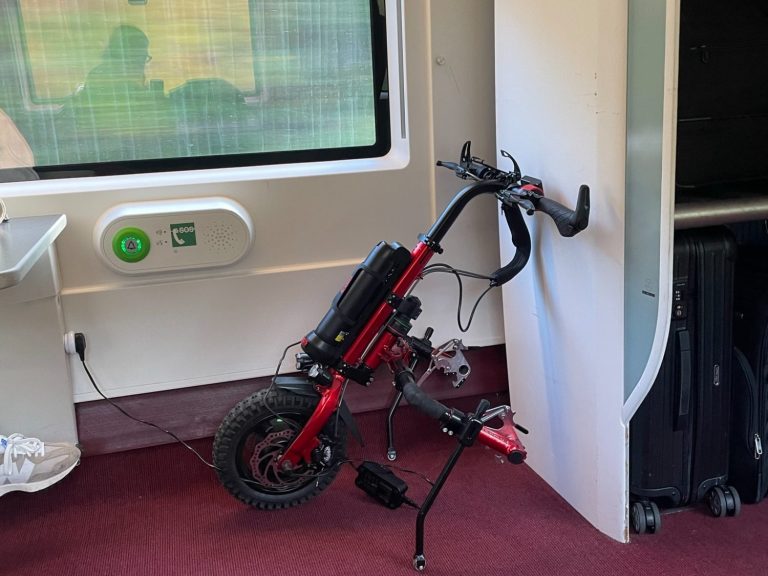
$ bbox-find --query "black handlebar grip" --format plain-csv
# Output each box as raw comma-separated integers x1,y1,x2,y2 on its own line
394,370,449,422
537,185,590,237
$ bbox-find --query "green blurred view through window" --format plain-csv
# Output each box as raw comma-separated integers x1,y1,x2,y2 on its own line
0,0,387,177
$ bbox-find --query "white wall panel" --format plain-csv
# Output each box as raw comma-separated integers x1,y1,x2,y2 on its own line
495,0,629,542
414,0,504,347
3,0,505,400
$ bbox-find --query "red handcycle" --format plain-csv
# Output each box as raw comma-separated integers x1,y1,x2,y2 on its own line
213,142,590,570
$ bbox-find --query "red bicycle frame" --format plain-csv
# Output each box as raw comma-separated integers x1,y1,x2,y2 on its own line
215,141,590,570
278,181,528,469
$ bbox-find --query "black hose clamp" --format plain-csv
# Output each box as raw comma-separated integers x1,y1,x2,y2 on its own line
418,234,443,254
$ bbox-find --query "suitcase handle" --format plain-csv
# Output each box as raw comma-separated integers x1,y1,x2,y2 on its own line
675,329,692,431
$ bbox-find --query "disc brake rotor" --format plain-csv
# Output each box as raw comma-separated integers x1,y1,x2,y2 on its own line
248,429,307,490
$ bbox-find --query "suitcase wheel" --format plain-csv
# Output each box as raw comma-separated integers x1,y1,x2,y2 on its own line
630,501,661,535
707,485,741,518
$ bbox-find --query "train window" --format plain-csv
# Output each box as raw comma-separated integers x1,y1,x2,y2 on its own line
0,0,390,181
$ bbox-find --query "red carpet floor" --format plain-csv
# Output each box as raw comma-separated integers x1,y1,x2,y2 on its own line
3,395,768,576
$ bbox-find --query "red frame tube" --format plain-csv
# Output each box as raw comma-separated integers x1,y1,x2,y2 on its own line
477,426,527,462
280,372,345,467
280,241,436,467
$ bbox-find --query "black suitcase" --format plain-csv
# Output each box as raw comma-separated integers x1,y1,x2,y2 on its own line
729,248,768,503
630,228,740,534
727,220,768,249
676,0,768,189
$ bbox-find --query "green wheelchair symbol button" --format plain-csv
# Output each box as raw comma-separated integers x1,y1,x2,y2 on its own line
113,227,150,263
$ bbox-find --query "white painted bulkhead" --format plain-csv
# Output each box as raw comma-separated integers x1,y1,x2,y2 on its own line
2,1,504,403
495,0,678,542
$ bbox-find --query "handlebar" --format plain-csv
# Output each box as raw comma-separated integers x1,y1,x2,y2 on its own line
538,187,591,237
434,141,590,286
438,140,590,239
393,367,527,464
500,182,591,238
395,369,454,422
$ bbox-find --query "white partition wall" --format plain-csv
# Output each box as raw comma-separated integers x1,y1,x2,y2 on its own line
495,0,678,541
495,0,628,542
4,1,508,404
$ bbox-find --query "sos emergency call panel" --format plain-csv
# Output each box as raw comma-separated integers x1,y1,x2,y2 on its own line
94,197,254,274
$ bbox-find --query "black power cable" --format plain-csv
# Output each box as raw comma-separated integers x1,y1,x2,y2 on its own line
74,336,318,481
78,356,219,470
72,334,435,490
422,263,496,332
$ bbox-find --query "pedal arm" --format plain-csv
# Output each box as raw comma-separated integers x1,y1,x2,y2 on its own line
476,408,527,464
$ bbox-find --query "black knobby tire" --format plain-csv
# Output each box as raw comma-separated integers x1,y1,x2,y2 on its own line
213,387,347,509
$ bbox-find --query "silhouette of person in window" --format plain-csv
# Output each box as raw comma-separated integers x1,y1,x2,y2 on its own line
69,25,174,162
84,25,152,95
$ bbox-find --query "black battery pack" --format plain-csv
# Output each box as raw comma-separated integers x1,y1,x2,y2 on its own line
354,461,413,509
302,241,411,366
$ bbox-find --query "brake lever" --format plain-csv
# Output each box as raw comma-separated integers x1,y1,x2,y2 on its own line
517,199,536,214
500,149,522,182
460,140,472,165
499,187,540,215
436,160,460,171
438,141,522,186
436,160,478,180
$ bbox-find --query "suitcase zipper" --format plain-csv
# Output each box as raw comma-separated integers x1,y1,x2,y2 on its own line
760,327,768,438
759,327,768,497
734,347,757,451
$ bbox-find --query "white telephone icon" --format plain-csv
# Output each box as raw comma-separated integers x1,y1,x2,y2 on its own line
172,228,185,245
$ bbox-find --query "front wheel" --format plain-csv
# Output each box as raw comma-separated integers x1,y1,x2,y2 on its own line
213,387,347,509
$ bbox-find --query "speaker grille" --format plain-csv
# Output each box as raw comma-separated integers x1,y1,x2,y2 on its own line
202,222,238,252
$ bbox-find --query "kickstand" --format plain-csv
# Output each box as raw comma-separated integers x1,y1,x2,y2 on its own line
411,398,490,572
387,351,422,461
386,389,404,461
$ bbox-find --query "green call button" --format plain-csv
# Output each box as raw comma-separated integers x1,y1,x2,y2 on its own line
113,227,150,263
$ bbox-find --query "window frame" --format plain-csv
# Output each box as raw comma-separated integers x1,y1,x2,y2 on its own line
0,0,407,190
